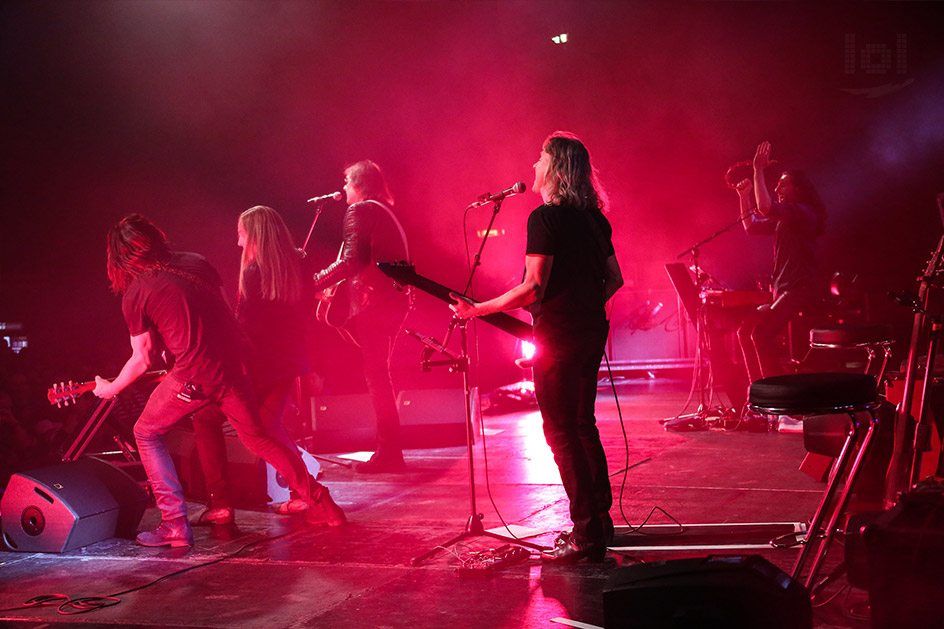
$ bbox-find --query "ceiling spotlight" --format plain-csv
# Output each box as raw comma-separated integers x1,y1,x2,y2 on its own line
551,33,568,45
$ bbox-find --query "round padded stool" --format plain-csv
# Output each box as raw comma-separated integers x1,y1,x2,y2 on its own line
749,372,879,592
809,323,895,383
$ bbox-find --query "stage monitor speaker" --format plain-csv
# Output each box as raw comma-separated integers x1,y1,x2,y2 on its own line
1,457,148,553
397,388,469,448
603,555,811,629
165,424,320,507
859,481,944,629
309,388,471,453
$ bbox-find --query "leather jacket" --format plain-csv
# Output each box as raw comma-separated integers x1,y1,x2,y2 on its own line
313,202,374,291
313,201,407,316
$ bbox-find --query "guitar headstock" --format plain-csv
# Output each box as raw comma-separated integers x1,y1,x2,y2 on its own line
47,381,93,407
924,234,944,279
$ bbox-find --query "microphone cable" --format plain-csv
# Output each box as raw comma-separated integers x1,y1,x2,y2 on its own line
5,519,308,616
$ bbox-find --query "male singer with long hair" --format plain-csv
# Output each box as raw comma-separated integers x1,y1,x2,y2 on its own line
312,160,410,473
450,132,623,562
94,215,343,547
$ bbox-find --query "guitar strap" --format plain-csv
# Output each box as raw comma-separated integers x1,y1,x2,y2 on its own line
363,199,411,263
331,201,410,265
363,200,414,311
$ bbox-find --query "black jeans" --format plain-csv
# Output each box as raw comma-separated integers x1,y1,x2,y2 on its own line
352,302,406,458
532,323,612,546
737,288,815,384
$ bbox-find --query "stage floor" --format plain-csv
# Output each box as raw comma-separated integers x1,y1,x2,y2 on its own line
0,377,873,628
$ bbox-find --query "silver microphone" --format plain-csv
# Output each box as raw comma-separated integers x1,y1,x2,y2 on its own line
307,191,343,204
473,182,526,206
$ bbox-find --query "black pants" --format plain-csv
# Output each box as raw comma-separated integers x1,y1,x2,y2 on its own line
352,302,406,458
737,288,815,384
192,373,301,509
532,323,612,546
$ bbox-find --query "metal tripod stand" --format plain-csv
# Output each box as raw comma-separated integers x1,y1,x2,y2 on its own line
409,317,548,566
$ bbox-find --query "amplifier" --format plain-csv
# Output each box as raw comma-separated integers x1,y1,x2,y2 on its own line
308,388,472,453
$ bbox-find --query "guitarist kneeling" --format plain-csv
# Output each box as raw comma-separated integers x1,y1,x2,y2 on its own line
313,160,411,473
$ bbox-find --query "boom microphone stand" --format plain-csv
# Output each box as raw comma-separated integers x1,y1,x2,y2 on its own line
409,193,548,566
663,210,756,430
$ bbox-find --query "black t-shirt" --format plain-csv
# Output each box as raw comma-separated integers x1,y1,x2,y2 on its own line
745,201,819,296
122,252,245,385
525,203,615,342
237,259,311,382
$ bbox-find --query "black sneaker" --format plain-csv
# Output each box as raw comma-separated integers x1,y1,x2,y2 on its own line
355,452,406,474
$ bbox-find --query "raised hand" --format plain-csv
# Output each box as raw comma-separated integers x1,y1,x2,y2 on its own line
753,141,772,170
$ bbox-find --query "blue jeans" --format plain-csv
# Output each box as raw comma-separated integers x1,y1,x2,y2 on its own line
134,372,310,520
532,323,612,545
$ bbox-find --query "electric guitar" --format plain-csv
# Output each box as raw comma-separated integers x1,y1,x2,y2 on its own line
377,262,533,341
47,370,167,407
885,232,944,506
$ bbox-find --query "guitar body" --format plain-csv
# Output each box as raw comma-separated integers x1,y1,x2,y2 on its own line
316,280,360,347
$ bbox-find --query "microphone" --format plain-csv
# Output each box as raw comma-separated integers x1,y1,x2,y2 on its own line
471,182,526,207
307,191,342,204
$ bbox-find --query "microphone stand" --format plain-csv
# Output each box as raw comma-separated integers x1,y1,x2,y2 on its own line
663,209,757,430
463,196,504,293
298,195,332,442
410,196,548,566
301,197,333,252
676,207,757,261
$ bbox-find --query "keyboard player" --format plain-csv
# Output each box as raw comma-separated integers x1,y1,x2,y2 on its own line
730,141,826,400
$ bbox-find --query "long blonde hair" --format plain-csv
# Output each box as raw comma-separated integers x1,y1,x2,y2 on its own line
238,206,303,303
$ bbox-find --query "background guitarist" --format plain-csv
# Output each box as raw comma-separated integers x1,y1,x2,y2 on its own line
312,160,411,473
93,215,344,547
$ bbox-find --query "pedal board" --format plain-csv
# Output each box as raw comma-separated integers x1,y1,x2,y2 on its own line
455,544,532,578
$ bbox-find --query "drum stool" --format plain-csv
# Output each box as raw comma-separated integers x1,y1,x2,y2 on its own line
749,372,879,592
808,322,894,384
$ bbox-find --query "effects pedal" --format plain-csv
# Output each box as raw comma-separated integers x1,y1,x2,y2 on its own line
455,544,532,578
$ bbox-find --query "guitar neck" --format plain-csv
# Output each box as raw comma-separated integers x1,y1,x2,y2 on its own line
47,370,167,407
378,262,533,341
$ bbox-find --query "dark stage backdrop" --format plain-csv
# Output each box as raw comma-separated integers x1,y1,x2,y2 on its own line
2,0,943,393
